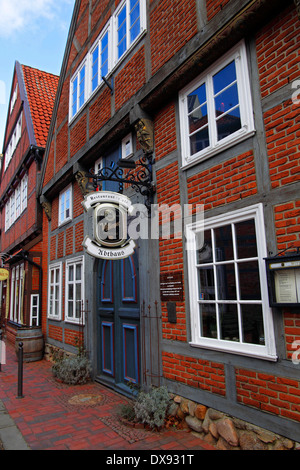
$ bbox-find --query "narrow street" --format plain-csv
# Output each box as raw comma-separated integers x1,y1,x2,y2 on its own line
0,342,214,451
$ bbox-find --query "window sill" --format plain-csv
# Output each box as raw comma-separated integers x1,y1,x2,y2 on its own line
65,319,85,326
181,129,256,171
189,341,278,362
58,218,72,228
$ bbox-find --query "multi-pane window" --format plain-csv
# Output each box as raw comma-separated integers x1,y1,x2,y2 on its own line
91,26,111,94
10,84,18,114
48,263,62,320
5,174,27,232
69,0,146,120
9,264,25,324
4,112,22,171
21,174,28,211
186,204,276,360
15,185,21,219
179,41,255,167
59,184,72,225
30,294,40,327
116,0,142,60
71,63,86,118
65,257,84,324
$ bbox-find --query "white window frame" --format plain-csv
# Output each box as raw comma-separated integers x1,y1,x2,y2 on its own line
10,192,16,227
4,112,22,171
21,174,28,212
5,200,10,232
179,41,255,169
10,84,18,114
122,133,133,159
10,267,16,322
89,20,113,96
47,262,62,321
65,256,85,324
70,60,88,119
15,185,21,219
113,0,146,64
59,184,72,226
30,294,40,327
69,0,146,122
5,174,28,232
186,203,277,361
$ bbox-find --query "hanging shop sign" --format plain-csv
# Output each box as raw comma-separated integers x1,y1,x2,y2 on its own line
265,253,300,308
82,191,135,260
0,269,9,281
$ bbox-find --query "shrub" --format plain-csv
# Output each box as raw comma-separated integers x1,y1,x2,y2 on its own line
52,352,91,385
133,386,171,429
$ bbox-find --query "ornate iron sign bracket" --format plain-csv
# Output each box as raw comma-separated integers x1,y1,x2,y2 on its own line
85,152,155,212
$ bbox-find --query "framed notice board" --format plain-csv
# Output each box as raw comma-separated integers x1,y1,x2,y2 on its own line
160,271,184,302
265,253,300,308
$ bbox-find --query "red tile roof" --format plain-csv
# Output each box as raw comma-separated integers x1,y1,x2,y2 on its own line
22,65,59,147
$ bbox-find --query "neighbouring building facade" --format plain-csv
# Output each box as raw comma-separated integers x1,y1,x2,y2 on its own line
39,0,300,442
0,62,59,343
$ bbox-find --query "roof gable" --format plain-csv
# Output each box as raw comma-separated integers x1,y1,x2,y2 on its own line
21,64,59,147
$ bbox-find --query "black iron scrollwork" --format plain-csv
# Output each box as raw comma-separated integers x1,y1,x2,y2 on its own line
85,153,155,212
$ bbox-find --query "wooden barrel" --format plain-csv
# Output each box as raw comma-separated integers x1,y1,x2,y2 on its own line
15,327,44,362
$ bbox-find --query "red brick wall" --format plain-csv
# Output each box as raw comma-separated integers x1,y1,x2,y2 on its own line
274,201,300,252
187,151,257,210
256,6,300,99
236,368,300,423
89,88,111,139
70,114,87,158
49,324,63,342
284,312,300,361
115,47,146,111
65,329,84,347
264,100,300,189
56,123,69,172
150,0,198,75
206,0,231,21
154,102,177,161
163,351,226,395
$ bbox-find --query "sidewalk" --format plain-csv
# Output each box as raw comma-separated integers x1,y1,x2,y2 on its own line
0,341,216,451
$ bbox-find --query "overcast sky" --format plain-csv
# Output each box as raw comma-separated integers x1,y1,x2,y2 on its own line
0,0,75,152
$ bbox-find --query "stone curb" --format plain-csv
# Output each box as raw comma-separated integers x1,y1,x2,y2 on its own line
0,400,30,450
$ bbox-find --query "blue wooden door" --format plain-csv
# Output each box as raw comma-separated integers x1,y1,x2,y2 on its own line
97,254,140,391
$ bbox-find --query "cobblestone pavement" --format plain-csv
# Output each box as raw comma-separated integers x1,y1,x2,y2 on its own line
0,341,215,451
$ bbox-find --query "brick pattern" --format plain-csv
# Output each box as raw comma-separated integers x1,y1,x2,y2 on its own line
70,114,87,157
206,0,231,21
236,368,300,423
187,151,257,210
75,221,84,253
162,351,226,396
150,0,197,75
89,88,111,139
256,6,300,99
274,200,300,251
284,312,300,361
154,102,177,161
56,123,69,173
264,100,300,189
49,324,63,342
115,47,146,111
156,162,181,208
65,329,84,347
43,141,55,187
